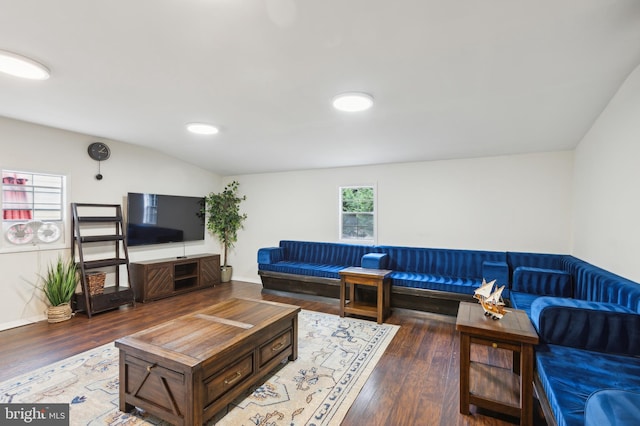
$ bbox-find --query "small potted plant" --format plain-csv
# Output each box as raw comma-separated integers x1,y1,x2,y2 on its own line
202,181,247,282
41,256,78,323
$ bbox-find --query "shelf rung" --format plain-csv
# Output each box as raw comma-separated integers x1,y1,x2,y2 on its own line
80,258,128,269
77,216,122,223
80,235,124,243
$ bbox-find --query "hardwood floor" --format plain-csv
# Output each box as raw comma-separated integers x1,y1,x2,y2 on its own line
0,281,548,425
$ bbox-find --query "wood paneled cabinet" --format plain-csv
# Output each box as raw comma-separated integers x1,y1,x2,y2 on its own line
130,254,220,302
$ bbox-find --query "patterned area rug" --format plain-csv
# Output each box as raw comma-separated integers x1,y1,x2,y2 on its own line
0,310,398,425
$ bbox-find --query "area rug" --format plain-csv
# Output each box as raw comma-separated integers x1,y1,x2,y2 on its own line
0,310,398,425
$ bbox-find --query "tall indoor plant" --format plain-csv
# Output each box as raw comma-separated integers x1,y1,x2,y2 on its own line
41,255,78,323
203,181,247,282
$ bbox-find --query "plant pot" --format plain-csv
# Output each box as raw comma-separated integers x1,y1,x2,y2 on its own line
47,303,72,323
220,266,233,283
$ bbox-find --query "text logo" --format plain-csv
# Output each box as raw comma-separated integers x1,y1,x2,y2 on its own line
1,404,69,425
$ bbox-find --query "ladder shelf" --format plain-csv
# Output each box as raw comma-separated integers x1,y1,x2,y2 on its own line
71,203,135,317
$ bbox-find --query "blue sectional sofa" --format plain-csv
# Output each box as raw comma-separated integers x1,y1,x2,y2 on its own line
258,240,509,315
258,241,640,425
506,252,640,426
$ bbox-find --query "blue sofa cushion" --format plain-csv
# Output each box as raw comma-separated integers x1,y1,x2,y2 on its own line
380,245,506,278
564,257,640,312
507,252,566,272
361,253,388,269
279,240,379,266
585,389,640,426
509,291,540,316
257,247,283,264
512,266,572,297
481,260,510,289
258,261,346,280
531,297,640,356
536,344,640,426
389,272,485,295
258,241,384,280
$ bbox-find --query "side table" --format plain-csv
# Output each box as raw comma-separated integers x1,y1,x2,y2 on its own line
339,267,392,324
456,301,539,426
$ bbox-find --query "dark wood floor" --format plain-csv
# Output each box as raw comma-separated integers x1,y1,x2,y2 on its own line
0,281,548,425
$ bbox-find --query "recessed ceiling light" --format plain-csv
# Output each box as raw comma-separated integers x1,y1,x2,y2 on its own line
332,92,374,112
0,50,50,80
186,123,219,135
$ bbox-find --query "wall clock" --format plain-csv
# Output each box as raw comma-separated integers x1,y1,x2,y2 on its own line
88,142,111,161
87,142,110,180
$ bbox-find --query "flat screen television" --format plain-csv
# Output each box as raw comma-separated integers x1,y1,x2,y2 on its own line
126,192,205,247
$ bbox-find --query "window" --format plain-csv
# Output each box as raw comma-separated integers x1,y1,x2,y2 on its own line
142,193,158,224
1,170,66,250
339,185,376,243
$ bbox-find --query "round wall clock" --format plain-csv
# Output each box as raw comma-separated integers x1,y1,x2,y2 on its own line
87,142,111,161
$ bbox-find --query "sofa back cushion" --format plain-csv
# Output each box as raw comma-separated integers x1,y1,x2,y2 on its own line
379,246,505,279
564,257,640,312
506,252,566,276
279,240,379,267
512,266,573,297
532,297,640,356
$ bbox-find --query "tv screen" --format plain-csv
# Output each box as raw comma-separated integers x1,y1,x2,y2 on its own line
126,192,205,246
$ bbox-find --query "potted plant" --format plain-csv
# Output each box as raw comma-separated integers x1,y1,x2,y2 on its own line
202,181,247,282
41,256,78,323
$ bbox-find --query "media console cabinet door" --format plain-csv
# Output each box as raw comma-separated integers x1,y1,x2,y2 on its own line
200,255,221,286
145,262,174,300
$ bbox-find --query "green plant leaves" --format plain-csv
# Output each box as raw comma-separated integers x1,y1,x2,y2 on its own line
41,256,78,307
202,181,247,267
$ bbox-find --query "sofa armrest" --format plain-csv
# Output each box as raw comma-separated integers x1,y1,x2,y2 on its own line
257,247,284,264
512,266,572,297
361,253,388,269
482,261,509,287
531,297,640,356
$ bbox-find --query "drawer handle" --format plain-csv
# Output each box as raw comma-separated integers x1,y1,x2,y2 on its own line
492,343,498,349
271,342,284,352
224,371,242,385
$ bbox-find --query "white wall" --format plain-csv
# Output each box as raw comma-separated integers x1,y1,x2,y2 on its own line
0,117,222,330
0,117,581,329
572,63,640,282
228,151,574,283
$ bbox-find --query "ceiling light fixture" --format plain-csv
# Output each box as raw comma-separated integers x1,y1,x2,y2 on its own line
0,50,50,80
186,123,219,135
332,92,374,112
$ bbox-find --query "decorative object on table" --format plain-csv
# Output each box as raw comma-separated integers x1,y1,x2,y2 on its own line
40,255,79,323
474,278,509,320
202,181,247,282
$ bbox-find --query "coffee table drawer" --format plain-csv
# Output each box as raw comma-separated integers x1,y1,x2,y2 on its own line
205,353,254,404
259,329,292,367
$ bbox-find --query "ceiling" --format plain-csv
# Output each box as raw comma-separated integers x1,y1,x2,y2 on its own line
1,1,640,176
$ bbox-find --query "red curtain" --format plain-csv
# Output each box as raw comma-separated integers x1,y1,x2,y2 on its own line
2,174,32,220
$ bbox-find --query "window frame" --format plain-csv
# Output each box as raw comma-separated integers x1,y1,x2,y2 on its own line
338,184,377,244
1,169,67,252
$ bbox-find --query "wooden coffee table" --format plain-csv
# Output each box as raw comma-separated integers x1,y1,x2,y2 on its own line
115,298,300,426
456,301,539,426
